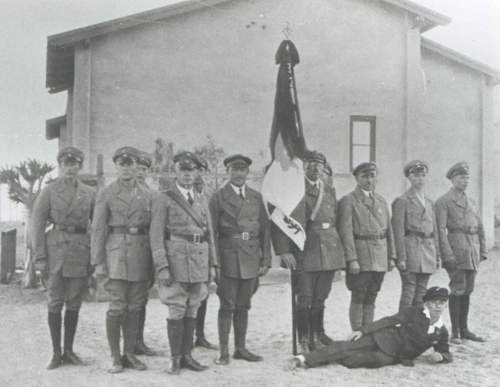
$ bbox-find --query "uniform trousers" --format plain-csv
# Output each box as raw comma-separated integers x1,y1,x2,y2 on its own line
104,279,149,317
304,334,397,369
297,270,335,309
446,269,476,296
159,281,208,319
399,272,431,310
346,271,385,305
47,270,88,313
217,275,257,311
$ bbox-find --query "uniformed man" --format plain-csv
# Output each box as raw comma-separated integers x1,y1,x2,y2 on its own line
337,162,396,331
288,287,453,370
392,161,440,311
435,162,487,344
193,156,218,350
132,151,156,356
150,151,217,375
91,146,154,373
32,146,95,370
273,150,345,353
210,154,271,365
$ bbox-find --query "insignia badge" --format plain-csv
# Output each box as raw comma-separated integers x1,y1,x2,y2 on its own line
322,222,330,229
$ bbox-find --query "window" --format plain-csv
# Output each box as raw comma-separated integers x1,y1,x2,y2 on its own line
350,116,376,171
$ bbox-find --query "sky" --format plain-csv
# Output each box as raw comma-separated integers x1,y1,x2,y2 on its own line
0,0,499,168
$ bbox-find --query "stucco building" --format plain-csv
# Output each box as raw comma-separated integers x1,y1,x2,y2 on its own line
45,0,499,244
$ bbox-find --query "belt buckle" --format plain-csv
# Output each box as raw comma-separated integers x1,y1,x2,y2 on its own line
129,227,139,235
241,232,250,241
193,233,201,243
67,225,76,233
321,222,330,230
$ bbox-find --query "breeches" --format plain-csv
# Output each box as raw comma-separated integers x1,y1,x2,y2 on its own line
159,281,208,319
105,279,149,317
47,270,88,313
446,269,476,296
217,275,257,312
346,271,385,305
296,270,335,309
399,272,431,309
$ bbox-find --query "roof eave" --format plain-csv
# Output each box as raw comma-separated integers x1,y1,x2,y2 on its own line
381,0,451,30
422,37,500,84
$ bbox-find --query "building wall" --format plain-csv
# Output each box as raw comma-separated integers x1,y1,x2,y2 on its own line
79,0,410,201
418,48,495,244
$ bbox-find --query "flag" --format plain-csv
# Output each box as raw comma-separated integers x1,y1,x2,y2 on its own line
261,40,308,251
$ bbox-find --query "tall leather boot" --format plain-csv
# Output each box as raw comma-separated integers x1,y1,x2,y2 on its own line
349,302,363,331
448,295,462,344
134,306,156,356
215,309,232,365
314,307,334,347
106,312,124,374
167,319,184,375
122,310,147,370
459,295,485,342
180,317,208,371
195,298,218,350
233,309,262,362
362,304,375,327
309,308,322,350
62,310,84,365
296,307,311,354
47,311,62,370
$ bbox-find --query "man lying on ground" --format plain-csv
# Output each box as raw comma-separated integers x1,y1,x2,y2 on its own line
288,287,453,369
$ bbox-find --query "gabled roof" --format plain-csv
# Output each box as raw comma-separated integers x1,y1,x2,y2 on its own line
46,0,451,93
421,37,500,85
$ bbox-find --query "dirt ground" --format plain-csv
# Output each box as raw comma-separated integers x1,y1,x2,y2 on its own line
1,253,499,387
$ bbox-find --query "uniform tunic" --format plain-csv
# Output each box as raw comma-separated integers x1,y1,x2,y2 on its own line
32,178,95,312
210,183,271,310
150,184,215,319
91,179,154,314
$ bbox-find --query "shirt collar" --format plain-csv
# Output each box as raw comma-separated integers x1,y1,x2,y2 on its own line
176,182,194,200
422,306,444,333
230,183,246,196
305,177,319,188
361,188,373,197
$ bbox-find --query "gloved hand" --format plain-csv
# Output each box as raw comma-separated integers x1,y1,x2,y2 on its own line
157,268,174,287
348,261,360,275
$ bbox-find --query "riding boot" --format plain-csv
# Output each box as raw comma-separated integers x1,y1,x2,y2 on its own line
134,305,156,356
448,295,462,344
180,317,208,371
195,298,218,350
459,295,485,342
106,312,123,374
47,312,62,370
215,309,232,365
122,310,147,370
167,319,184,375
233,309,262,362
62,310,84,365
296,307,311,354
349,302,363,331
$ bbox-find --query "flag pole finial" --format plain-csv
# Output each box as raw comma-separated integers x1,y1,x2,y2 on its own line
282,22,292,39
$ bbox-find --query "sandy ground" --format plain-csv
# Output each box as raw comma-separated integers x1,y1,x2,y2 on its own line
1,253,499,387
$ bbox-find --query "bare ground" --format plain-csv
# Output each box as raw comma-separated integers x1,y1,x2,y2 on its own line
1,252,499,387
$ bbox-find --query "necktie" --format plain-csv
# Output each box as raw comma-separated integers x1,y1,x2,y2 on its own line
239,187,245,200
187,191,194,206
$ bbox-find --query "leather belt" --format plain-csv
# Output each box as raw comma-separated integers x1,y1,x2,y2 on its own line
53,224,87,234
109,226,149,235
448,227,478,235
221,232,256,241
354,233,386,241
169,233,208,243
310,222,332,231
405,230,434,239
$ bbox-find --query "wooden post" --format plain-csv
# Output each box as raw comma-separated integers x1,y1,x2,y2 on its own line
0,229,17,284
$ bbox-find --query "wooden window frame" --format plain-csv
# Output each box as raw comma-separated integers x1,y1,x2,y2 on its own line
349,116,376,172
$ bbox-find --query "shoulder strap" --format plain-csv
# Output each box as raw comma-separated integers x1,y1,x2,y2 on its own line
166,189,205,228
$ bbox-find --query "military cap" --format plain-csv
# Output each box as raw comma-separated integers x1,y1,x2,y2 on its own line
352,162,377,176
404,160,428,177
137,151,152,168
323,162,333,177
223,154,252,168
112,146,140,163
446,161,470,180
422,287,449,302
57,146,84,163
173,151,199,170
303,150,326,165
